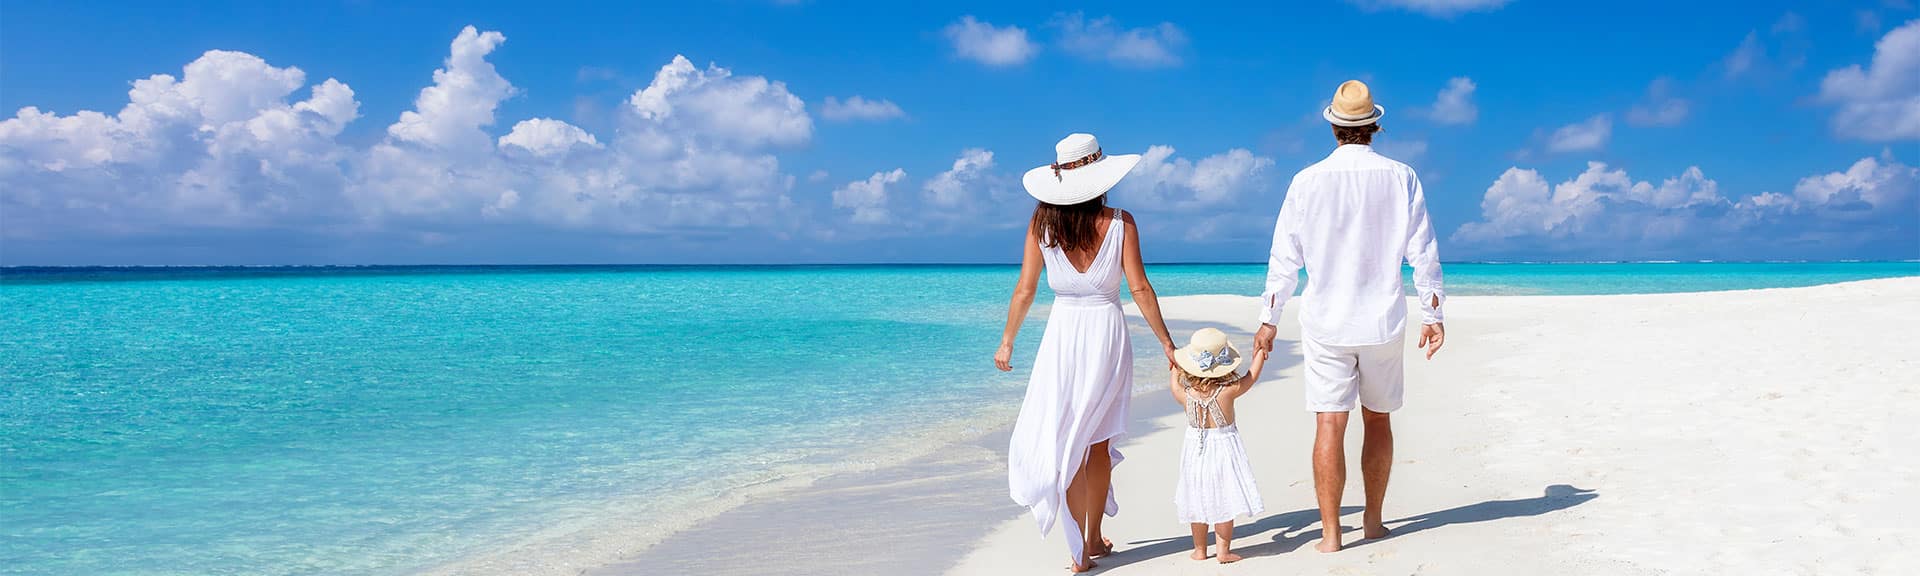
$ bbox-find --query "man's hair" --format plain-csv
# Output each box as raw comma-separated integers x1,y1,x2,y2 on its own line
1333,123,1381,146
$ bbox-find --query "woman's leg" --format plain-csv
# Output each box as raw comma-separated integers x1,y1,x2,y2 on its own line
1084,440,1112,556
1063,460,1093,570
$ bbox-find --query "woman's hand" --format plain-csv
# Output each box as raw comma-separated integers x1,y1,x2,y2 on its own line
1161,342,1179,370
995,343,1015,372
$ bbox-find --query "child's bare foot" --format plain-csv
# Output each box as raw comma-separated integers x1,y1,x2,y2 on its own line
1315,537,1342,553
1218,551,1243,564
1364,523,1391,539
1189,549,1208,561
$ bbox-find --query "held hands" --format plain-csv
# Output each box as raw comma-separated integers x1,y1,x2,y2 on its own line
1418,322,1446,359
994,342,1014,372
1253,323,1278,355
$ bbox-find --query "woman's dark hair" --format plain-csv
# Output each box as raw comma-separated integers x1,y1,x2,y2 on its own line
1031,194,1108,251
1333,123,1382,146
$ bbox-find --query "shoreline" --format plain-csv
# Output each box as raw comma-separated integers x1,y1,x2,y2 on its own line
540,277,1916,575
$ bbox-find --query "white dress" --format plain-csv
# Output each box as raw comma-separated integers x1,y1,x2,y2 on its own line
1174,385,1264,525
1007,210,1132,563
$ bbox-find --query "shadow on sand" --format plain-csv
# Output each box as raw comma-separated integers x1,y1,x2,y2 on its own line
1104,485,1597,569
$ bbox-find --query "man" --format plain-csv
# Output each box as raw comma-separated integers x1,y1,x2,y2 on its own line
1252,79,1446,553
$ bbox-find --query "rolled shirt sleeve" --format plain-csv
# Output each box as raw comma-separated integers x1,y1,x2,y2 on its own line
1404,173,1445,325
1259,184,1305,326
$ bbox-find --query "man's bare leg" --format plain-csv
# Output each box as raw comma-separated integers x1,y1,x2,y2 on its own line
1214,521,1242,563
1084,440,1114,557
1313,411,1350,553
1361,408,1394,539
1188,523,1209,560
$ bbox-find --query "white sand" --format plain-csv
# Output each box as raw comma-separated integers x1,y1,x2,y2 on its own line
950,278,1919,575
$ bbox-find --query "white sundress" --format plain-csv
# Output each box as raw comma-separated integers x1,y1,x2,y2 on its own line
1174,384,1264,525
1007,210,1132,563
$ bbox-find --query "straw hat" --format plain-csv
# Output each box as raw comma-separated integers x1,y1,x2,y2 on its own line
1174,327,1244,379
1021,133,1142,205
1323,80,1386,127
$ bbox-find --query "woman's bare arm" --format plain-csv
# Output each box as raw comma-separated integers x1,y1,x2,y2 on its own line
994,223,1046,372
1118,211,1177,368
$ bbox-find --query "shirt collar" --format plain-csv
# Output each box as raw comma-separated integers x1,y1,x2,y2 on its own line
1332,144,1374,154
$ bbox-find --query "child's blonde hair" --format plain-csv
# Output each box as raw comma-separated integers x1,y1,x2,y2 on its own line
1180,371,1238,394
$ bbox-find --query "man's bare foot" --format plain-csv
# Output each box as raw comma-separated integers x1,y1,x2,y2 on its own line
1218,551,1243,564
1189,549,1208,561
1087,537,1115,558
1066,559,1097,573
1315,538,1342,553
1364,523,1391,539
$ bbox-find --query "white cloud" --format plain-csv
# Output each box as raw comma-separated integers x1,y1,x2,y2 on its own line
1351,0,1511,17
387,27,513,152
0,49,359,237
1626,78,1691,127
1052,13,1187,68
1547,115,1612,153
819,96,905,122
1116,146,1274,209
807,169,830,183
1724,31,1766,78
0,25,820,247
1816,19,1920,141
833,168,906,224
1452,155,1918,258
1428,77,1477,125
943,16,1038,67
923,148,996,207
498,118,601,157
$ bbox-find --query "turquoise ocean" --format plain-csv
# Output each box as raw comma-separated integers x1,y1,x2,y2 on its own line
3,262,1916,575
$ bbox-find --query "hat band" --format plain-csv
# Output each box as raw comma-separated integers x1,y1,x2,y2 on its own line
1050,148,1103,181
1330,106,1378,121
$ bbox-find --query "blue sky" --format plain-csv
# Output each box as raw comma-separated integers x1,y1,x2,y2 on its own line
1,0,1915,265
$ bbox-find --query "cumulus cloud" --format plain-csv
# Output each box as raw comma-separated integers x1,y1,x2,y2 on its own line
0,49,359,238
833,168,906,224
923,148,996,207
1816,19,1920,141
1626,78,1691,127
2,24,817,251
1116,146,1274,210
1452,154,1918,259
819,96,905,122
498,118,602,157
1349,0,1511,17
1052,13,1187,68
1428,77,1478,125
1547,115,1612,153
943,16,1038,67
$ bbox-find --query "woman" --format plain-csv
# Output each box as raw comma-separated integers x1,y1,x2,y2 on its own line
995,133,1178,572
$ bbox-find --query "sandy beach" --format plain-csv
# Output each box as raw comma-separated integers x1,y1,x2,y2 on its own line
585,277,1920,575
949,277,1919,575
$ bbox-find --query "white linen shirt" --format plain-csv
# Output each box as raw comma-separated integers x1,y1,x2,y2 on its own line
1259,144,1444,346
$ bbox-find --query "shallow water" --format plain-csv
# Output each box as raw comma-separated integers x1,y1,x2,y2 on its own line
3,262,1914,575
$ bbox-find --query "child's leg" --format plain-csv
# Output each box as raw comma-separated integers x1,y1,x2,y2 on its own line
1188,523,1209,560
1214,521,1242,564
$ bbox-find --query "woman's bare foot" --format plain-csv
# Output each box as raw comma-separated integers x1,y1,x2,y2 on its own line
1189,549,1208,561
1066,558,1097,573
1315,538,1342,553
1218,551,1243,564
1364,523,1392,539
1087,537,1115,558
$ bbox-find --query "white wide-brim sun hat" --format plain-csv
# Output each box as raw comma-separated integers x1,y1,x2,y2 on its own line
1022,133,1141,206
1322,79,1386,127
1174,327,1244,380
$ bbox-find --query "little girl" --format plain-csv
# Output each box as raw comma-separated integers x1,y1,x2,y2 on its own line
1169,327,1269,563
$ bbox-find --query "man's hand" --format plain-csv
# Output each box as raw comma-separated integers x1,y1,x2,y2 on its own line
1417,322,1446,359
1254,323,1278,355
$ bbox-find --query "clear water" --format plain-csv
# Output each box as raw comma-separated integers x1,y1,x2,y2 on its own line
3,262,1915,576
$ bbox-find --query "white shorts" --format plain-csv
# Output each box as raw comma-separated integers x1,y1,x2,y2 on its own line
1301,334,1405,413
